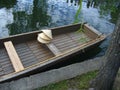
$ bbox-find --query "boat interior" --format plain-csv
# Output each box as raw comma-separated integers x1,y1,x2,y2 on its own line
0,23,104,81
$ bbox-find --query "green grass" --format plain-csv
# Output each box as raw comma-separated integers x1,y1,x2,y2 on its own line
36,71,98,90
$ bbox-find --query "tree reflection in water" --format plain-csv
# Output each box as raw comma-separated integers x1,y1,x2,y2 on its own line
67,0,80,6
86,0,120,23
67,0,120,24
0,0,118,36
8,0,51,35
31,0,51,30
0,0,17,9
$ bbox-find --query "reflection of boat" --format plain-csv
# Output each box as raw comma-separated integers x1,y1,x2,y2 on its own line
0,23,106,83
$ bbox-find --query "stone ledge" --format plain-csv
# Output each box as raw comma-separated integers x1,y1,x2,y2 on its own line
0,57,104,90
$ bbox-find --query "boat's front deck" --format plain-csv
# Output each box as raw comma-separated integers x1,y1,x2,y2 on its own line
0,31,91,77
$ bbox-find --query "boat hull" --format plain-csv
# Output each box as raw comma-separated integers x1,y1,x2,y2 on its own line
0,23,106,83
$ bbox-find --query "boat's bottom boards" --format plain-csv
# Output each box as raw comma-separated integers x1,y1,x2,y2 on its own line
0,31,90,77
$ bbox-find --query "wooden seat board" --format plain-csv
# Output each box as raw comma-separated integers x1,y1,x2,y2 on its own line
46,43,61,56
4,41,24,72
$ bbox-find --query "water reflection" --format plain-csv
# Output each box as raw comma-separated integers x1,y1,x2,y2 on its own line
86,0,120,23
31,0,51,30
0,0,117,56
7,0,33,35
0,0,17,9
66,0,80,6
0,8,13,38
7,0,51,35
0,0,116,36
0,0,16,38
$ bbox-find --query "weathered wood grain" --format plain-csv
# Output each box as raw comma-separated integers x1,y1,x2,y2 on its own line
4,41,24,72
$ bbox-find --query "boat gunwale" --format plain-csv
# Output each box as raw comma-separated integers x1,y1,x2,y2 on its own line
0,23,83,49
0,23,83,41
0,23,103,47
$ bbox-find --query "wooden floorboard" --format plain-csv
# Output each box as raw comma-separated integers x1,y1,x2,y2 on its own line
0,30,91,77
15,43,38,68
0,63,4,76
28,46,49,54
51,33,79,52
54,40,77,48
52,32,91,52
27,41,54,62
67,32,91,45
23,60,39,67
0,49,14,76
30,49,49,55
36,53,53,60
21,56,38,68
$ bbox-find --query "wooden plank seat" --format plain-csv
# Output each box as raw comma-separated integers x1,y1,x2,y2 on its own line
46,43,61,56
4,41,24,72
37,29,61,56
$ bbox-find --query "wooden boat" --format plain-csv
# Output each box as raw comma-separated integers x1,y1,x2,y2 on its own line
0,23,106,83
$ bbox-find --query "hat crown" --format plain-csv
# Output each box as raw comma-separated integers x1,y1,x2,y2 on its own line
41,29,52,39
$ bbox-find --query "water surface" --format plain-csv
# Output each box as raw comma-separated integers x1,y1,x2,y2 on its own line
0,0,117,57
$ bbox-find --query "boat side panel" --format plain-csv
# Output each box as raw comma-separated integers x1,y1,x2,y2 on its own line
0,24,81,49
0,32,39,49
52,24,81,36
83,24,101,39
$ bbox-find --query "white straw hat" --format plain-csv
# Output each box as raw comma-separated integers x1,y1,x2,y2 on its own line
41,29,53,39
37,36,50,44
38,33,51,41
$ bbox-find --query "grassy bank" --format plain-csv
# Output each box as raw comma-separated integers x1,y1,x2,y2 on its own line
36,70,98,90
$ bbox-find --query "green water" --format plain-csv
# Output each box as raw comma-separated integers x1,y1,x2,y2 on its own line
0,0,119,56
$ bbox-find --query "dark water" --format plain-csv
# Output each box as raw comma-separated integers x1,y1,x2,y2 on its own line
0,0,118,57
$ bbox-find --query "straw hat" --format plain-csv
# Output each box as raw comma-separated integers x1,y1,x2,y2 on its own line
37,29,53,44
37,35,50,44
41,29,53,39
38,33,51,41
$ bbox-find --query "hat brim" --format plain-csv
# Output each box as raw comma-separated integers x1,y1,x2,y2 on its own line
37,37,50,44
38,33,51,41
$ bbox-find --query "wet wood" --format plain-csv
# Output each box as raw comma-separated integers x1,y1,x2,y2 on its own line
4,41,24,72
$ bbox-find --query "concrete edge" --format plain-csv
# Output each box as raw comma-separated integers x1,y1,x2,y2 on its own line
0,57,105,90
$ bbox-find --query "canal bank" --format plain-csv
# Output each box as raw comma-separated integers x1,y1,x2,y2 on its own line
0,57,105,90
0,56,119,90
